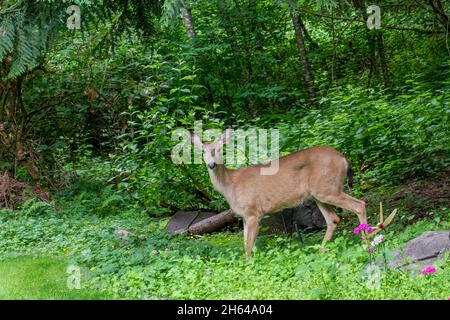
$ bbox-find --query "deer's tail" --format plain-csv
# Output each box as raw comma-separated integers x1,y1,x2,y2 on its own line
346,161,353,189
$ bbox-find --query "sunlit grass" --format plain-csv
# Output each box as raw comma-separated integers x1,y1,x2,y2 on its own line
0,256,110,300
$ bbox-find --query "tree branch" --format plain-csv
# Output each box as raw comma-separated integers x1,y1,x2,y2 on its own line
26,96,70,118
299,8,444,34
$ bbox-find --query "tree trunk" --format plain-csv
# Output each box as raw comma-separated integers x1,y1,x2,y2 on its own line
377,32,390,87
217,0,237,51
228,0,258,114
180,3,215,106
180,5,196,41
0,77,40,184
330,9,337,85
287,0,317,105
216,0,242,111
351,1,390,87
368,33,377,86
297,12,318,49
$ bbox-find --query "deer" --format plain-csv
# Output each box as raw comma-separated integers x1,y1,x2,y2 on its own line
190,129,367,258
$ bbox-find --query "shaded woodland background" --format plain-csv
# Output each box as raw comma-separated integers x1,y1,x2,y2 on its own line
0,0,449,213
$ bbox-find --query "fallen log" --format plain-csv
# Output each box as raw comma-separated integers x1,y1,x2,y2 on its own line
187,209,237,235
167,209,237,235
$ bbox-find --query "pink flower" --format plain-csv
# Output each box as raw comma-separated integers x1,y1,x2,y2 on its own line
368,247,376,254
354,223,373,234
421,267,436,275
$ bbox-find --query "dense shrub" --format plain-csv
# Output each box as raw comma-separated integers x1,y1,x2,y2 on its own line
277,78,450,186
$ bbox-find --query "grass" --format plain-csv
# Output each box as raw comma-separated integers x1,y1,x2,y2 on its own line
0,256,111,300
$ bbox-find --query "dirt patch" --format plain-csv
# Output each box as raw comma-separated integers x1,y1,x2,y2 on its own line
0,173,51,208
382,171,450,221
388,172,450,207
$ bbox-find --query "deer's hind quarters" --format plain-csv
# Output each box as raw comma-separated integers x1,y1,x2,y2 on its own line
190,130,367,257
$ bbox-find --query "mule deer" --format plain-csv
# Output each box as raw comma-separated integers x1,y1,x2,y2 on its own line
190,129,367,258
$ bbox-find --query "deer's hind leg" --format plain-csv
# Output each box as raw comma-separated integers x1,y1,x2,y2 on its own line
314,191,368,242
318,192,367,226
315,200,340,246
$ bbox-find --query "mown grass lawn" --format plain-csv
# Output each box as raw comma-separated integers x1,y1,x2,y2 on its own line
0,256,111,300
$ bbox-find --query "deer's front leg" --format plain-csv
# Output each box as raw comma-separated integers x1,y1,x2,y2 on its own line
243,214,261,259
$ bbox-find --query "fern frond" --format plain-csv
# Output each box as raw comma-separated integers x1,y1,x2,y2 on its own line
0,15,15,61
0,0,162,77
20,197,52,215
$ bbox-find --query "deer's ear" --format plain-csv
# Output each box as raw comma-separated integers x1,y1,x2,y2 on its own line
217,128,232,149
190,132,203,150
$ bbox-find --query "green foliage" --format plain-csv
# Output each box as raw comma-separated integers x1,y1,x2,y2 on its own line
110,52,227,213
1,0,449,302
276,79,450,187
3,0,449,192
161,0,193,26
0,0,162,79
56,161,134,217
97,0,162,38
0,2,53,79
19,198,53,216
96,0,450,212
110,67,450,211
0,14,14,64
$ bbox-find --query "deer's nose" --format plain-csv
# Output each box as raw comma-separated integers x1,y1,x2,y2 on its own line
208,162,216,170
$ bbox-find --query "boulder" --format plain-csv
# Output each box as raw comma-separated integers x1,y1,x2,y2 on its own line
389,230,450,271
260,199,326,235
293,200,327,229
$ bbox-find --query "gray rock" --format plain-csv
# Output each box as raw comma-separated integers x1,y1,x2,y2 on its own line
389,230,450,271
293,200,326,229
260,199,326,235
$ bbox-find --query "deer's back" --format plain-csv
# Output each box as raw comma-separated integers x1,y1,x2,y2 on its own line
227,146,349,215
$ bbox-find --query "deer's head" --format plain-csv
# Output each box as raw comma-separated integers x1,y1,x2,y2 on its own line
190,129,232,170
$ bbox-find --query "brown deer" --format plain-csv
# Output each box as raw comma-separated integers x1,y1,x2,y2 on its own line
190,129,367,258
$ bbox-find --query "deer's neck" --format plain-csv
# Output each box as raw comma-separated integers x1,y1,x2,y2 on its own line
208,163,232,197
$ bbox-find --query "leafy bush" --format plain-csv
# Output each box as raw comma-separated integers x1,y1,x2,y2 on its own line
1,167,448,300
275,78,450,187
110,53,228,214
